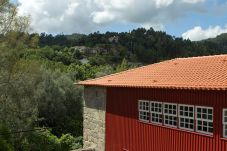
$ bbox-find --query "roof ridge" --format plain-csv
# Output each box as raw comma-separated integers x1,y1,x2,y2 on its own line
174,54,227,60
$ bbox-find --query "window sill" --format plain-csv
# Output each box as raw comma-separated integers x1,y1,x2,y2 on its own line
138,120,214,138
220,138,227,141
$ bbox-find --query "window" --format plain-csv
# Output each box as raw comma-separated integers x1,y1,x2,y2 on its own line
163,103,177,127
138,100,215,136
178,104,194,131
138,100,149,122
150,101,162,124
196,106,213,135
223,109,227,138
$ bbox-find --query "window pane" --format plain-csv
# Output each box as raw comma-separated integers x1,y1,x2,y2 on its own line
225,111,227,116
203,108,207,114
208,115,212,120
208,109,212,114
202,114,207,119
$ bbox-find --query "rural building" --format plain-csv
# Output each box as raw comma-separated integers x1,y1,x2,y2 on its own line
78,54,227,151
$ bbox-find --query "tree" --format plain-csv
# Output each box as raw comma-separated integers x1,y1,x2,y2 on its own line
0,124,14,151
116,58,129,72
0,1,41,150
29,33,39,48
35,70,83,137
0,55,42,149
0,0,30,34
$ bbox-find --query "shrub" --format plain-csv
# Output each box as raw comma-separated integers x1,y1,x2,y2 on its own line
0,124,14,151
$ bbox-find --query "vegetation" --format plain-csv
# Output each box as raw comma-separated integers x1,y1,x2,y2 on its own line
0,0,227,151
38,29,227,65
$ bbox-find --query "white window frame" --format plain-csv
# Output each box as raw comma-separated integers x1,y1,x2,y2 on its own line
223,109,227,138
195,106,213,135
178,104,194,131
138,100,150,122
163,102,178,127
150,101,163,124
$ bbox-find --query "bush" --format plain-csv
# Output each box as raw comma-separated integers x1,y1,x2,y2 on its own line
60,134,82,150
21,129,61,151
0,124,14,151
21,129,82,151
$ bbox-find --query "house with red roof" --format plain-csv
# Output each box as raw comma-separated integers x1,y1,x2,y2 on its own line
78,54,227,151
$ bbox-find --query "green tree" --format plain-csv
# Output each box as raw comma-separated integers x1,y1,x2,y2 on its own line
21,129,61,151
116,58,129,72
0,55,41,149
35,70,83,137
0,124,14,151
0,0,30,34
0,1,42,150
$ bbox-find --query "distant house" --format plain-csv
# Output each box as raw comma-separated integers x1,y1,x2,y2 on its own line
78,54,227,151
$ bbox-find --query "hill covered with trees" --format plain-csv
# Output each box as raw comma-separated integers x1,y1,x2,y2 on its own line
38,28,227,66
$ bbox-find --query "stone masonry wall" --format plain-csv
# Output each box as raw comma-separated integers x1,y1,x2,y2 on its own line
83,86,106,151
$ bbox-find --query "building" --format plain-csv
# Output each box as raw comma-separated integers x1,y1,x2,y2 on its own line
78,54,227,151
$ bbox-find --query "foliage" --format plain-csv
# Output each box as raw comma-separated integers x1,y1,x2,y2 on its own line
21,129,82,151
0,0,30,34
35,70,83,137
94,65,114,77
21,129,61,151
0,124,14,151
0,30,41,150
1,1,84,151
38,28,227,65
59,134,82,150
116,58,129,72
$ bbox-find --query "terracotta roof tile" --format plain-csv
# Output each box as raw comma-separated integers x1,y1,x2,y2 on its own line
78,54,227,90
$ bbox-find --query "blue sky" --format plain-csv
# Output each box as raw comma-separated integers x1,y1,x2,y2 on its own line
15,0,227,40
167,0,227,36
100,0,227,37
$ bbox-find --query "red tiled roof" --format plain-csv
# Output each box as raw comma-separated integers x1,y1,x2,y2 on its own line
78,54,227,90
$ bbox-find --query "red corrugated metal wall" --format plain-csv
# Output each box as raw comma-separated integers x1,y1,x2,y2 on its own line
105,87,227,151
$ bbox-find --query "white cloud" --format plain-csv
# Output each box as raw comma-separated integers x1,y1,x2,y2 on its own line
182,25,227,41
92,11,116,24
65,2,79,15
182,0,205,4
141,23,165,31
155,0,174,8
18,0,207,33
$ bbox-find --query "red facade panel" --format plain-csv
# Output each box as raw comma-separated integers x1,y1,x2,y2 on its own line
105,88,227,151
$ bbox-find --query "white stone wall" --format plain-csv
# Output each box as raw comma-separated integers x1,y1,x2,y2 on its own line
83,86,106,151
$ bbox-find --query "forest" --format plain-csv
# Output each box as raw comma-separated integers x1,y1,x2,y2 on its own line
1,0,227,151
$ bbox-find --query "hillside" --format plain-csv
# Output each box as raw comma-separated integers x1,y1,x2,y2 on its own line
203,33,227,43
200,33,227,53
39,28,227,66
